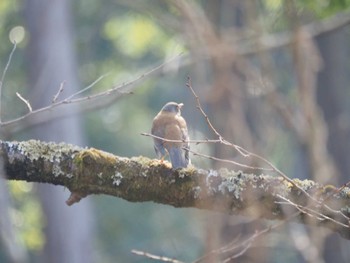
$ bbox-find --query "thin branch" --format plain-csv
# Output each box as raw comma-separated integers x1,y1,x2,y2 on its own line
52,81,65,103
141,132,220,144
0,52,185,134
131,250,184,263
0,42,17,122
192,222,285,263
276,195,350,229
16,92,32,113
222,233,256,262
186,76,222,140
188,148,273,171
185,77,349,221
64,72,110,101
141,132,273,171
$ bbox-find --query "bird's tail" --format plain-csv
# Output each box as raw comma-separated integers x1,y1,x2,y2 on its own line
168,147,189,169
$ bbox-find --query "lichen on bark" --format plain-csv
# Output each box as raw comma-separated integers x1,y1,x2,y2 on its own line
2,140,350,238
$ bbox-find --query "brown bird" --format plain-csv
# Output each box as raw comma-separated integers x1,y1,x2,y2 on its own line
151,102,190,169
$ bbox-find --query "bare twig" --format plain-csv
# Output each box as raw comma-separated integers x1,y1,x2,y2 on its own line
192,221,285,263
0,52,185,134
16,92,32,113
188,148,273,171
222,233,256,262
131,249,184,263
276,194,350,229
185,77,349,221
186,77,299,185
186,76,222,140
0,42,17,122
64,72,110,101
52,81,65,103
141,132,273,171
141,132,220,144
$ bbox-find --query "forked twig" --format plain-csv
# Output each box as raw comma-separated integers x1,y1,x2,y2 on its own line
52,81,65,103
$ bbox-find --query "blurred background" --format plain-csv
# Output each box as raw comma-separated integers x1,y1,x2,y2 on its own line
1,0,350,262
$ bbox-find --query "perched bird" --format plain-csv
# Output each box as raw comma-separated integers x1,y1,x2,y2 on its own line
151,102,190,169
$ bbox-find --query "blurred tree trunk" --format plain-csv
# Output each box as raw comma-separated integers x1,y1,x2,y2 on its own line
316,25,350,263
202,2,267,262
24,0,94,262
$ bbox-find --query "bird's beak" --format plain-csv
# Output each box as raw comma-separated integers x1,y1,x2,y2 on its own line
178,103,184,109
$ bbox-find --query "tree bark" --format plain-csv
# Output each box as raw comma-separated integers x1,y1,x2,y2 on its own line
2,140,350,239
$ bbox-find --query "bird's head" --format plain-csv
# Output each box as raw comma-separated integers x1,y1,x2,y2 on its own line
161,102,183,115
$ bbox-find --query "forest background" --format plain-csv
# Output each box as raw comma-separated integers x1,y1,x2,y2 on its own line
1,0,350,262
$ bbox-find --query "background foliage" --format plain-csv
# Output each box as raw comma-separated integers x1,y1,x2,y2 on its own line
1,0,350,262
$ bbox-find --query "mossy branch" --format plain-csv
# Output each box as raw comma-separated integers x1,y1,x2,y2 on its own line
1,140,350,238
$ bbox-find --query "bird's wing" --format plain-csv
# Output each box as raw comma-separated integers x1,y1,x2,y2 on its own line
176,116,190,148
164,122,188,169
151,114,167,158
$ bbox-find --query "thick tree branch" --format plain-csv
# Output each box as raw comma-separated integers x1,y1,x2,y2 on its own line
2,140,350,238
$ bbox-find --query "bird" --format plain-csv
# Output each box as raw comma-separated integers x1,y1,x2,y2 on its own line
151,102,190,169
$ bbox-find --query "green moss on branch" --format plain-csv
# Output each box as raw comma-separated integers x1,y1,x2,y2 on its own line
1,140,350,239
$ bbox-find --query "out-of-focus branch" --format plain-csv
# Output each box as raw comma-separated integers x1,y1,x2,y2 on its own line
292,28,338,185
230,9,350,55
2,140,350,239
